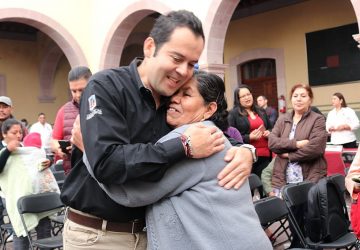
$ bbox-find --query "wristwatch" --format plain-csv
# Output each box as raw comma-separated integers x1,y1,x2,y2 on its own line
240,144,258,163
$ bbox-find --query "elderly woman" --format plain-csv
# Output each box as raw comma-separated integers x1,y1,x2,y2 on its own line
326,92,359,148
228,85,272,178
98,72,272,250
269,84,327,195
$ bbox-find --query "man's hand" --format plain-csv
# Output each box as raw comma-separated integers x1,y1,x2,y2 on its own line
217,146,253,189
183,123,224,158
71,115,84,152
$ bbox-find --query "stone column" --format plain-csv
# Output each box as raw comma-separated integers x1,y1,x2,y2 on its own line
199,63,228,80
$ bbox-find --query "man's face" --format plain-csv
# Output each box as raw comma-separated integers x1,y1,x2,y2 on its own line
144,27,204,99
38,114,46,124
69,78,88,104
0,103,12,121
257,96,266,108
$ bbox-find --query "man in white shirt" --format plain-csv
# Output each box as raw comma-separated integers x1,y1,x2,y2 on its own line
30,112,53,154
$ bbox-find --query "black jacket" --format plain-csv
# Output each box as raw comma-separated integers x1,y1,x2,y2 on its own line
228,106,272,144
61,59,185,222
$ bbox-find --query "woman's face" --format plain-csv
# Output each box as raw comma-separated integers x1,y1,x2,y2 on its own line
291,87,312,114
331,95,342,108
167,79,213,128
3,124,23,143
238,88,253,109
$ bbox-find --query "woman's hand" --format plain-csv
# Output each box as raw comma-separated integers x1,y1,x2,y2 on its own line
250,129,262,141
6,140,21,152
336,124,351,131
41,159,51,169
262,130,270,138
296,139,309,148
278,153,289,159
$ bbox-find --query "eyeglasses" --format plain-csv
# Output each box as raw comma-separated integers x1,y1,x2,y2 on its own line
239,93,252,99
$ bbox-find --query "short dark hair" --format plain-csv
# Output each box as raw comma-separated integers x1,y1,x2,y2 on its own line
2,118,22,134
68,66,92,82
38,112,45,117
149,10,204,55
333,92,347,108
194,71,228,131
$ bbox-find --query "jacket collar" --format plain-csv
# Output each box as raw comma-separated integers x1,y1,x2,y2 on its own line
284,107,312,123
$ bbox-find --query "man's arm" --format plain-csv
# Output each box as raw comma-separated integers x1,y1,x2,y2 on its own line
51,106,68,158
80,76,224,185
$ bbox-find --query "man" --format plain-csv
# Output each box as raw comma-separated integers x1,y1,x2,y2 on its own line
0,96,14,140
62,10,255,250
51,66,92,174
257,95,278,127
30,112,53,154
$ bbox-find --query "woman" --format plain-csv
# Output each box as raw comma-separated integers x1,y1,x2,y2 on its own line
99,72,272,250
268,84,327,195
326,92,359,148
345,147,360,238
0,119,56,250
268,84,327,248
228,85,272,178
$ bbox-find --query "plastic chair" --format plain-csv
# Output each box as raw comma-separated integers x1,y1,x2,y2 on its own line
248,173,266,199
282,181,357,249
17,192,63,250
254,196,292,246
0,198,13,250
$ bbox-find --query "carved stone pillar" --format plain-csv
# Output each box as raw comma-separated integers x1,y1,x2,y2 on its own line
198,63,228,80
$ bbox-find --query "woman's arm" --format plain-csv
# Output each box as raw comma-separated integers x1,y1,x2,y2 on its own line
0,141,20,173
345,107,360,131
268,117,298,154
0,148,11,173
345,147,360,198
288,115,327,162
228,111,251,143
106,158,206,207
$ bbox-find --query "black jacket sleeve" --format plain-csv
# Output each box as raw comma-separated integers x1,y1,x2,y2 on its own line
0,148,11,173
80,76,185,185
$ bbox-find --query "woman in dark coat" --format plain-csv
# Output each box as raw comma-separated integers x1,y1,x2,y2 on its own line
228,85,272,178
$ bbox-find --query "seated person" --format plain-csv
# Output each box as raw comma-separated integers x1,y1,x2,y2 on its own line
0,121,58,250
88,71,272,249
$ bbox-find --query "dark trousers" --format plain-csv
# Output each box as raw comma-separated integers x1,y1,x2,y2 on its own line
343,140,358,148
252,156,272,179
13,217,52,250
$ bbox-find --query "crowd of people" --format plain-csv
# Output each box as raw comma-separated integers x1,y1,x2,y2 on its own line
0,9,359,250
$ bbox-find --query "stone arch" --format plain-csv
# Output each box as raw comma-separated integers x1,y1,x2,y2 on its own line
0,8,88,103
0,8,87,67
38,42,64,102
228,48,286,103
199,0,240,77
100,1,171,69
